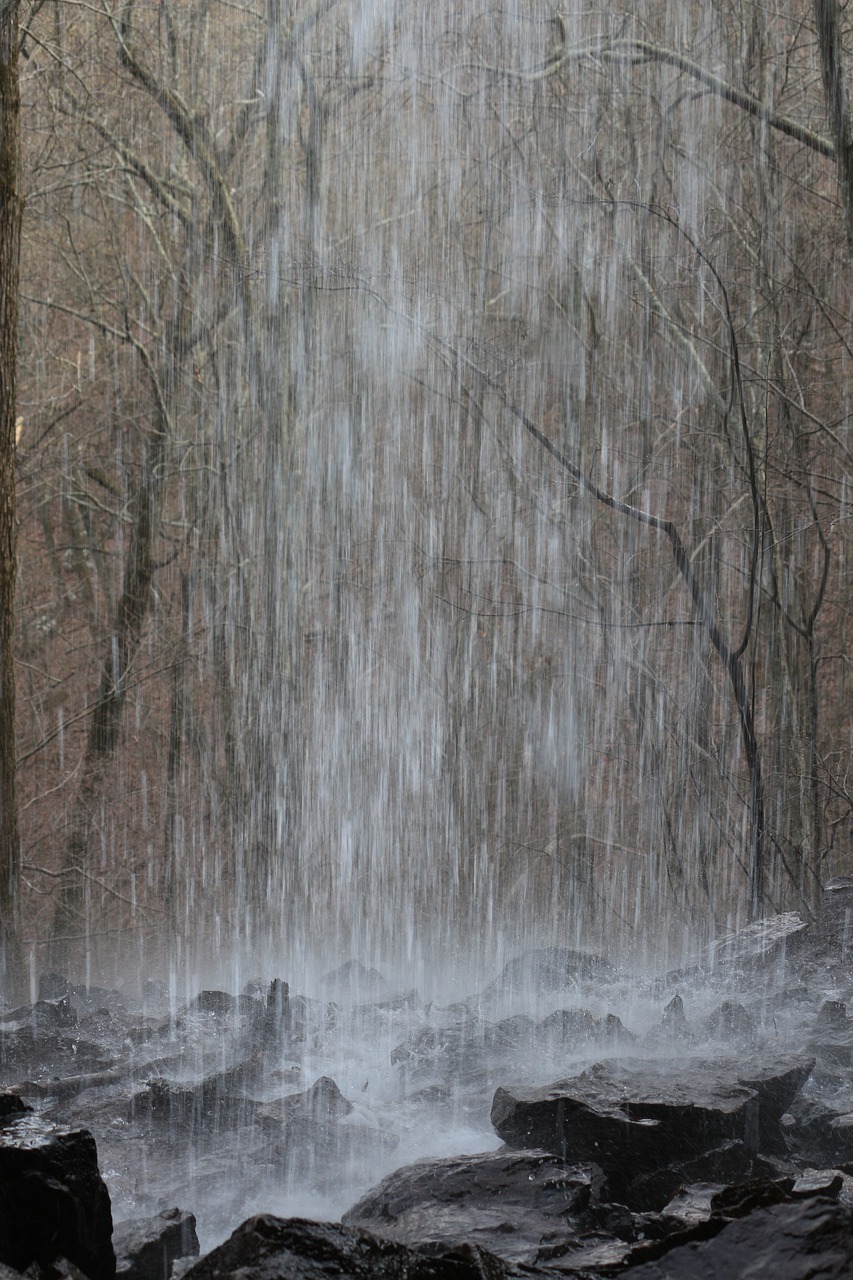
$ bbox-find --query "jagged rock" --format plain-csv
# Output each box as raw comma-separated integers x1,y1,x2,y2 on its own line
736,1055,815,1152
791,1169,844,1198
391,1016,536,1078
661,994,687,1037
0,1109,114,1279
535,1008,598,1048
482,948,615,1000
704,1000,756,1040
181,1214,518,1279
190,991,237,1017
259,1077,353,1126
783,1092,853,1166
491,1055,813,1209
132,1074,259,1132
0,1096,26,1120
708,913,808,970
114,1207,199,1280
321,961,389,1002
342,1148,605,1266
806,1002,853,1069
258,1077,397,1172
623,1196,853,1279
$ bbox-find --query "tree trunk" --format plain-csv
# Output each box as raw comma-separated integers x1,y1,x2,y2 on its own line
0,0,24,998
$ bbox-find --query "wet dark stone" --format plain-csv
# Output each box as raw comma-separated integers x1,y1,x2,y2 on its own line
491,1055,812,1209
703,1000,755,1039
625,1142,770,1212
132,1075,259,1133
736,1055,815,1152
0,1095,27,1121
661,994,687,1036
483,948,615,1000
791,1169,844,1198
114,1207,200,1280
391,1017,536,1077
259,1076,353,1127
322,961,389,1001
535,1008,597,1047
0,1111,114,1279
709,913,809,970
181,1214,518,1280
815,1000,847,1031
783,1092,853,1167
342,1147,605,1266
622,1197,853,1279
806,1003,853,1069
190,991,237,1017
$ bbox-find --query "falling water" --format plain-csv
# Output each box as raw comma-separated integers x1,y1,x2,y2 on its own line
9,0,853,1248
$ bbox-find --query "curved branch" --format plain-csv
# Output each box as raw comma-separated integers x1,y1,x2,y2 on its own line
493,36,834,159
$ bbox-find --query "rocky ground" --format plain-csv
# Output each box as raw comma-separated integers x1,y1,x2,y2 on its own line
3,884,853,1277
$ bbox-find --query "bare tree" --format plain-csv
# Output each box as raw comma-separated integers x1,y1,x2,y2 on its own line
0,0,24,996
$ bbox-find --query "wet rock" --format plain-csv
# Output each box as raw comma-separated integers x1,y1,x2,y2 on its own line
0,1095,27,1120
815,1000,847,1030
342,1147,605,1266
190,991,237,1017
259,1076,353,1126
181,1214,518,1280
791,1168,844,1198
132,1073,259,1133
736,1054,815,1151
258,1077,397,1174
535,1008,598,1048
321,961,389,1003
492,1059,758,1169
623,1196,853,1279
661,994,687,1037
783,1092,853,1166
806,1002,853,1069
114,1207,199,1280
482,948,615,1000
0,1109,114,1279
703,1000,756,1040
391,1016,536,1078
491,1055,812,1209
709,912,808,970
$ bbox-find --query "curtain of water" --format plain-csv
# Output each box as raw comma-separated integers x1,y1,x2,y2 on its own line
14,0,852,984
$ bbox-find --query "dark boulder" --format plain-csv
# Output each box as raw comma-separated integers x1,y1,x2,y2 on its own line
181,1214,519,1280
114,1208,199,1280
0,1108,114,1279
189,991,237,1018
482,948,615,1001
703,1001,756,1041
390,1016,536,1078
342,1147,605,1266
258,1076,353,1127
491,1055,813,1208
622,1196,853,1279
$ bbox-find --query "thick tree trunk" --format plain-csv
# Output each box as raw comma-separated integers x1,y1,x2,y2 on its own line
47,417,167,975
815,0,853,252
0,0,24,998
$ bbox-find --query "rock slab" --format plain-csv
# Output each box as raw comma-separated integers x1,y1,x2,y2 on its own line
182,1214,517,1280
114,1208,199,1280
343,1147,604,1265
491,1055,813,1208
0,1104,114,1279
624,1196,853,1279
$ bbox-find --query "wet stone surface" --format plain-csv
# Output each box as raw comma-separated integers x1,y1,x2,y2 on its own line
4,906,853,1275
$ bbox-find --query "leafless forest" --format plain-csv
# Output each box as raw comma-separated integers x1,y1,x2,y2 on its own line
5,0,853,986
